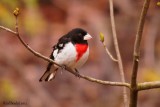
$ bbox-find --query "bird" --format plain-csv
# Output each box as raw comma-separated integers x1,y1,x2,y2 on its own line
39,28,92,82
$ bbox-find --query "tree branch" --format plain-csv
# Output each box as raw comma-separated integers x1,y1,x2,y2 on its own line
100,32,118,62
66,66,130,88
0,25,17,34
0,9,131,89
102,40,118,62
109,0,128,106
137,81,160,91
129,0,151,107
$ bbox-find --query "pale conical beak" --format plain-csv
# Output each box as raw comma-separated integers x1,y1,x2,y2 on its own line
84,34,92,40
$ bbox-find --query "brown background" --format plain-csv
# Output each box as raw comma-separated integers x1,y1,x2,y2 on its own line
0,0,160,107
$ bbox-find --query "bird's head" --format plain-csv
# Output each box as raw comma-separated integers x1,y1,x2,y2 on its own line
68,28,92,44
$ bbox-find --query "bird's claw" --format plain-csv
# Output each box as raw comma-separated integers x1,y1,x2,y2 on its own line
61,65,66,69
75,69,80,78
61,65,66,74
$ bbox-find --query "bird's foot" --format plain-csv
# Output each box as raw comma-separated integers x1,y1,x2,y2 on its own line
75,69,80,78
61,65,66,74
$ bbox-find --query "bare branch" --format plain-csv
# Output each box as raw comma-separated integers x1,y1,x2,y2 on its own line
13,16,61,67
129,0,151,107
102,41,118,62
0,25,17,34
109,0,128,106
0,9,131,89
0,25,131,89
137,81,160,91
66,66,130,88
100,32,117,62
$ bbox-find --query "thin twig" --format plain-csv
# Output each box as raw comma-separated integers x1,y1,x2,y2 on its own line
129,0,151,107
0,26,58,66
109,0,128,107
102,41,118,62
14,16,60,67
0,25,17,34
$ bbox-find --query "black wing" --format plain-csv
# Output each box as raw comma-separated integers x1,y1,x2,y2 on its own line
39,33,71,82
53,34,71,53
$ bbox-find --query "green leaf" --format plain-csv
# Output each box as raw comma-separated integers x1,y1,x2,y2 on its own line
99,32,105,43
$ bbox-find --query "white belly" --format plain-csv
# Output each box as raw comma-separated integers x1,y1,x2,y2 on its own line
53,42,89,69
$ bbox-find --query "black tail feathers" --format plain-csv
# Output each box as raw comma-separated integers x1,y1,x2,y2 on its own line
39,62,58,82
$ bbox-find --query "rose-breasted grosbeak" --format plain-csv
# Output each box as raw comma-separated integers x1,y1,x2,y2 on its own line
39,28,92,82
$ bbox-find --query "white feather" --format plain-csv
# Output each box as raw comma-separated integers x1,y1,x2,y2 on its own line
53,42,77,68
58,43,63,47
48,73,54,81
53,42,89,69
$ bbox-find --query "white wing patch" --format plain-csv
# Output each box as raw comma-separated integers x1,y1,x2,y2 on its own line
58,43,63,47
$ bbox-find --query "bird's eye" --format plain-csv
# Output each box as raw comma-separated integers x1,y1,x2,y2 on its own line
78,33,82,36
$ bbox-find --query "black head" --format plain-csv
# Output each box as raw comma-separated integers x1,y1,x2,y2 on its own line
68,28,92,44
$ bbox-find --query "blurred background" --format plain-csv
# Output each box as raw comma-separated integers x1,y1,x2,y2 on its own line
0,0,160,107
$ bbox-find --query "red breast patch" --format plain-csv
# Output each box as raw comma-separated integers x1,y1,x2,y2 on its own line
75,44,88,62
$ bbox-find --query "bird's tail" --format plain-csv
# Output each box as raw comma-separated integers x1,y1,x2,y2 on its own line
39,63,58,82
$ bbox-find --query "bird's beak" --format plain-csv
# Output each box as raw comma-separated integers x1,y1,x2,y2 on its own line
84,34,92,40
